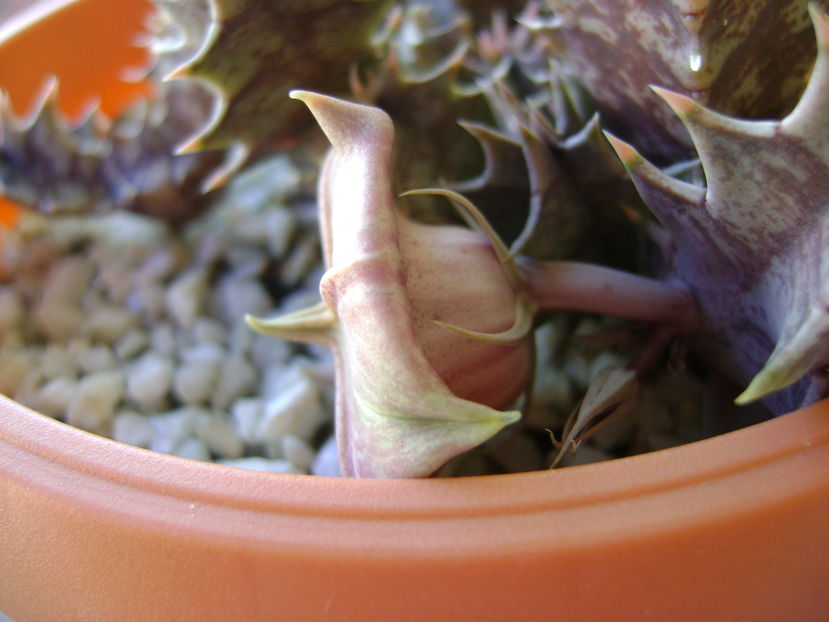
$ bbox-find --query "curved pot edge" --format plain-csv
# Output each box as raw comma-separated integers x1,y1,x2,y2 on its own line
2,393,829,539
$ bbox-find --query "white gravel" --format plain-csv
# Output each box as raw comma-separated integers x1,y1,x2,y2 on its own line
0,152,708,477
0,156,336,474
66,370,125,433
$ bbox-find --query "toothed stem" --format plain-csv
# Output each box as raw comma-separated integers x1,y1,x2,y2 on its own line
520,259,698,331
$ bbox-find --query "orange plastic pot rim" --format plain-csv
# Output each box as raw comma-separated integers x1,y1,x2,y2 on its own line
0,0,152,121
3,393,829,559
1,0,829,568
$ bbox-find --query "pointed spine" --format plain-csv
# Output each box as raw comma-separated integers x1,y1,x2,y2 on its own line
782,4,829,147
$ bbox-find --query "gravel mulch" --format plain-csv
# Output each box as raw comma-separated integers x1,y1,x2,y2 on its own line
0,154,710,477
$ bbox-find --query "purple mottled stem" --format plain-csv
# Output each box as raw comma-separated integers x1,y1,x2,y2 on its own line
520,259,697,332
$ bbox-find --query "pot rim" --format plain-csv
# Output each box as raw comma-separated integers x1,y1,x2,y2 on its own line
3,393,829,558
1,0,829,556
4,4,829,620
0,0,151,121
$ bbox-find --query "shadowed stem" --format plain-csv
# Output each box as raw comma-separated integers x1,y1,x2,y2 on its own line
519,259,698,332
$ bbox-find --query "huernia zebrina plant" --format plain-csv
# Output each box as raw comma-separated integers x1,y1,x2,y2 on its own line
1,0,828,477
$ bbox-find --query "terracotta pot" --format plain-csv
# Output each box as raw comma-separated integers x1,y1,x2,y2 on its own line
2,2,829,620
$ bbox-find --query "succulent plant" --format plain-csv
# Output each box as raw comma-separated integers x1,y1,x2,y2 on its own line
545,0,825,161
2,0,828,477
0,3,226,225
247,91,695,477
606,5,829,414
247,91,529,477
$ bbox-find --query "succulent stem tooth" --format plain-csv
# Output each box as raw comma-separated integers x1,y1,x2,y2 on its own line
434,294,537,345
735,304,829,405
604,130,706,224
734,366,798,406
810,3,829,53
602,132,645,169
784,4,829,143
290,89,393,152
246,301,336,345
650,85,697,118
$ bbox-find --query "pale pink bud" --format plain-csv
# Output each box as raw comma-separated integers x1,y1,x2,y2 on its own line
248,91,533,478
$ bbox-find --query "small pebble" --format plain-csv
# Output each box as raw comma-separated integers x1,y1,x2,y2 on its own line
126,282,165,318
81,288,108,314
40,256,94,304
218,457,304,474
148,407,201,455
173,359,220,405
150,322,177,357
0,350,38,395
190,317,227,345
179,341,225,365
0,287,24,335
112,410,155,447
257,365,324,443
12,239,60,299
165,269,208,328
211,275,273,326
134,246,181,283
278,235,319,287
82,306,137,343
115,328,149,360
174,438,211,461
194,412,244,459
224,247,268,277
66,370,125,433
40,344,79,380
211,354,258,411
230,397,264,444
126,352,174,412
311,435,341,477
228,318,255,355
250,334,292,369
34,300,85,341
96,260,135,304
74,342,117,374
14,368,44,409
263,208,297,258
281,434,316,471
31,376,77,418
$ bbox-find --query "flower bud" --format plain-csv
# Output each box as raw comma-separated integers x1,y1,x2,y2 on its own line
248,91,533,478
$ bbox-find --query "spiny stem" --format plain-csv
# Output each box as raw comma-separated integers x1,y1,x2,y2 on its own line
520,259,698,332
